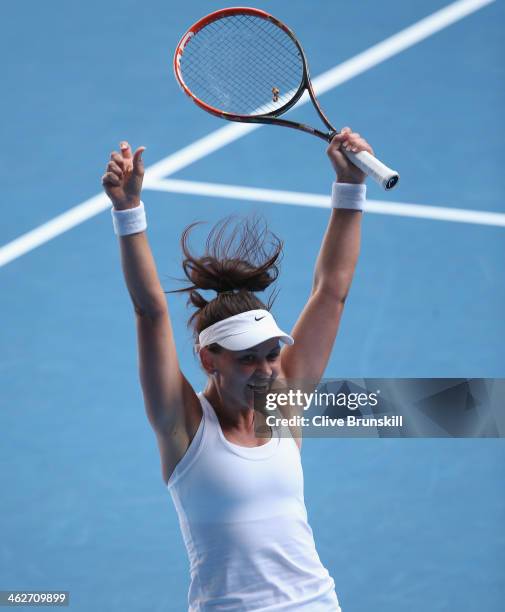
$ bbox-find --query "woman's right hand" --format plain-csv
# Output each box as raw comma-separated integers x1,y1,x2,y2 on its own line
326,127,373,185
101,141,146,209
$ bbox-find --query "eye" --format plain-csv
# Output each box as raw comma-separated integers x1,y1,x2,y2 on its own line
239,355,256,364
267,351,281,362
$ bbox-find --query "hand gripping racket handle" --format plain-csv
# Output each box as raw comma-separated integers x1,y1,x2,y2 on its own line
343,149,399,190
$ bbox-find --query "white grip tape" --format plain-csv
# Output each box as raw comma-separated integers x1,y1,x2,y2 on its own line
343,149,399,191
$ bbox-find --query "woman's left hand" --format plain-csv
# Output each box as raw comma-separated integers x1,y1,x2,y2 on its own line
326,127,374,184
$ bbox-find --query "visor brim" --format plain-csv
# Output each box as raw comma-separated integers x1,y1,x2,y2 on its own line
218,332,294,351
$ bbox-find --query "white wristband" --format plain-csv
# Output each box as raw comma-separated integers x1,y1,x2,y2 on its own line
111,201,147,236
331,182,366,211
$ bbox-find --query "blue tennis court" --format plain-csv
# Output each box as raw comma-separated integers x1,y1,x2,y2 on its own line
1,0,504,610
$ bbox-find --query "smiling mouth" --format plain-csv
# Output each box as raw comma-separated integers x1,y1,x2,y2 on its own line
247,382,271,393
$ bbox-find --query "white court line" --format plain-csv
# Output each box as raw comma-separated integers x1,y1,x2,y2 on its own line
0,0,496,268
145,178,505,228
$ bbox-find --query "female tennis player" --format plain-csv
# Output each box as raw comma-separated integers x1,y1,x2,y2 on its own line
102,128,373,611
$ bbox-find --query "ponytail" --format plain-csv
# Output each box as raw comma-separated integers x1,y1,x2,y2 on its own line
167,215,283,338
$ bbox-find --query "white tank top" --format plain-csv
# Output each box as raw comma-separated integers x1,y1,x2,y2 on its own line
167,392,341,611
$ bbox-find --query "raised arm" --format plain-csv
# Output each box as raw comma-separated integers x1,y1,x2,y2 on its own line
281,128,372,383
101,142,200,482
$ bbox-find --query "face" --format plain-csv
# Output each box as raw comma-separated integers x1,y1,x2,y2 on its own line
204,338,282,408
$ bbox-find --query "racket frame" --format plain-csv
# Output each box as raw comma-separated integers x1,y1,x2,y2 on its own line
174,7,333,138
174,7,399,190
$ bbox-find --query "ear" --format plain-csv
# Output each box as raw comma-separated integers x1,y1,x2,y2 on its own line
199,347,217,375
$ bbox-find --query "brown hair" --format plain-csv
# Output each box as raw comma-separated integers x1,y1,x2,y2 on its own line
168,216,283,344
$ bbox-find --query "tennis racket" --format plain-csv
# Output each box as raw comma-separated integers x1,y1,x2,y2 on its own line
174,7,399,190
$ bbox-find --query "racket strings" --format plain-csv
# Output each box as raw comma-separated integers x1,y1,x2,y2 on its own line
179,14,304,115
221,17,304,94
225,17,301,72
203,16,303,80
182,17,300,112
187,23,288,104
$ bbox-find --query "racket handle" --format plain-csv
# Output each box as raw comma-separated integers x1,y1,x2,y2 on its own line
343,149,399,190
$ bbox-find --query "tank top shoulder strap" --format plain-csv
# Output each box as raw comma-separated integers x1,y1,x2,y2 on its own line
197,392,222,432
166,393,211,489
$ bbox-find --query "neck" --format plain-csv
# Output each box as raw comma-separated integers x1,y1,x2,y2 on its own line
203,382,257,433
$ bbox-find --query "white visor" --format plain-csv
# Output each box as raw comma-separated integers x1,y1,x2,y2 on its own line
197,309,294,351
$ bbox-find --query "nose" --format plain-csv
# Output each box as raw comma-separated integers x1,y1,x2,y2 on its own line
256,358,273,379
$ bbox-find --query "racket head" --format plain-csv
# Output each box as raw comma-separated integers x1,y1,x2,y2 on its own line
173,7,308,121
